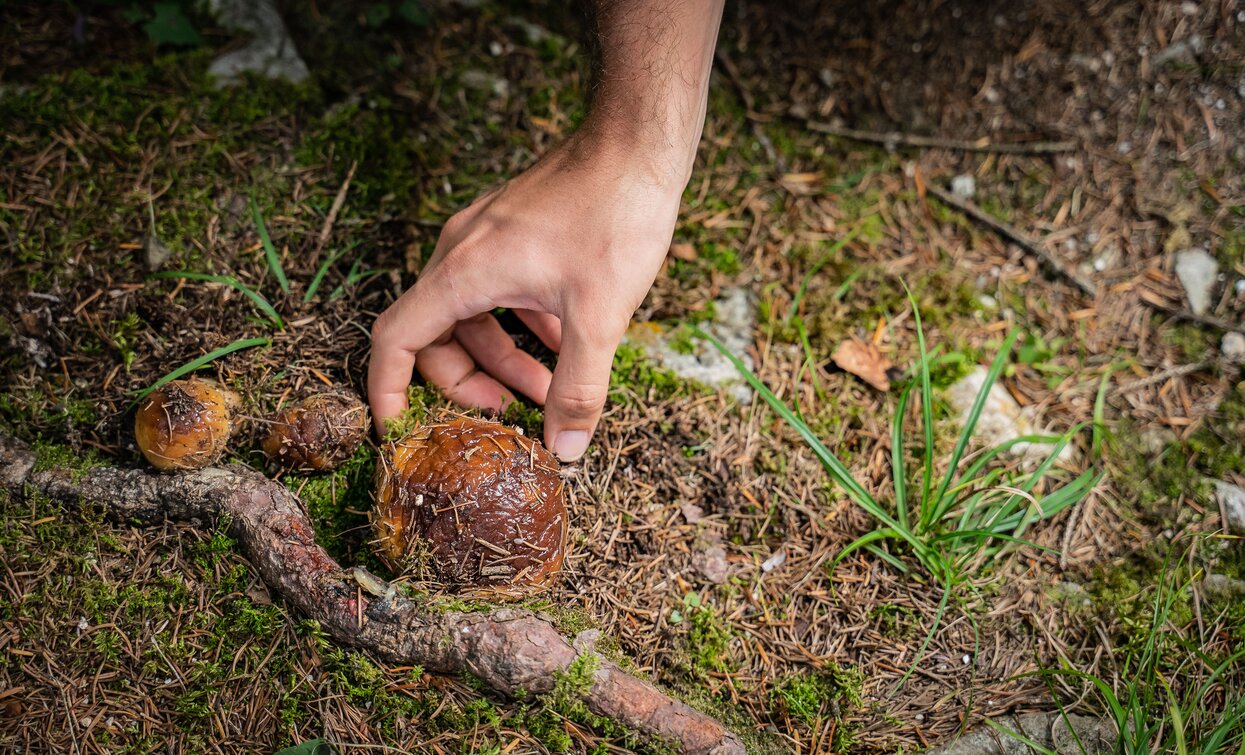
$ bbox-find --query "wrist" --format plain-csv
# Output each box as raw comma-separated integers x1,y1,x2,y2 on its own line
575,110,699,195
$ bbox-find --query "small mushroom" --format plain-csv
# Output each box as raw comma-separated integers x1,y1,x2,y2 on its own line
373,415,567,597
262,392,369,471
134,378,241,471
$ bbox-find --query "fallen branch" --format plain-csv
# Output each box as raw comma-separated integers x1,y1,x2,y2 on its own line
925,183,1096,297
926,183,1245,335
804,119,1077,155
0,435,745,755
315,160,358,252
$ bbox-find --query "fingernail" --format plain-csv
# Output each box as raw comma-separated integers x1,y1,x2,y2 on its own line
553,431,589,462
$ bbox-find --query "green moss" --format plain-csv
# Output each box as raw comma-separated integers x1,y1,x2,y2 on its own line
769,666,864,729
869,603,918,640
284,443,376,563
294,97,425,210
31,439,103,479
684,596,735,676
610,343,693,403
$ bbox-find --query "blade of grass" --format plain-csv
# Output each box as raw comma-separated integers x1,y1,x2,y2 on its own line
128,336,269,403
151,271,283,329
889,582,952,696
697,326,935,561
793,317,827,407
907,285,937,532
304,242,359,303
892,384,912,530
982,720,1059,755
929,329,1022,523
251,195,289,294
1091,363,1119,458
787,227,860,320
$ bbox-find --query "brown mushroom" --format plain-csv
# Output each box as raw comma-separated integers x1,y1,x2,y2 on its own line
262,392,369,472
373,415,567,597
134,378,241,471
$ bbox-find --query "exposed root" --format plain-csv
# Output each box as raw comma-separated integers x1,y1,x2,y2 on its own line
0,434,745,755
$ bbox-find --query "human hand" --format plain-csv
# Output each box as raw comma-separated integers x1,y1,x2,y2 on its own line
368,128,688,461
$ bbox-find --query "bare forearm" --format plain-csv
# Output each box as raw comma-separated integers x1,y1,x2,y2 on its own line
584,0,725,187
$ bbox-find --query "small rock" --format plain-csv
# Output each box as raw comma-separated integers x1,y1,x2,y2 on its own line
1174,248,1219,315
143,231,173,270
1221,331,1245,364
1153,34,1204,66
624,287,756,404
459,69,510,98
1212,479,1245,534
1202,573,1245,600
950,174,976,200
695,545,729,584
1139,426,1177,457
946,367,1072,463
206,0,310,86
760,549,786,573
680,503,704,524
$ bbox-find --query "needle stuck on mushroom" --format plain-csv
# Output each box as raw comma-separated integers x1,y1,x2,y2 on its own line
262,392,369,472
373,415,567,597
134,378,241,471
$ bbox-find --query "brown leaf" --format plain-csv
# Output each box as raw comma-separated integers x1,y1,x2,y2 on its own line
832,339,893,391
669,242,698,261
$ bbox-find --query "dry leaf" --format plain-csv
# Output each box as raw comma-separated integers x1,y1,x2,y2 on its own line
832,339,893,391
669,242,698,261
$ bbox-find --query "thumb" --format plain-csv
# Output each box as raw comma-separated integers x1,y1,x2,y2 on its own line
543,323,620,462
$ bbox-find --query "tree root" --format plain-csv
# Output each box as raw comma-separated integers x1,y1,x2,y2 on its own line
0,435,746,755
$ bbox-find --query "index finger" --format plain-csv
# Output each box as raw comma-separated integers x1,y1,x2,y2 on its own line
367,272,481,434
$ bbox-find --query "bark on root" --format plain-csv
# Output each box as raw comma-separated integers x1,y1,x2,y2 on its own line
0,435,745,755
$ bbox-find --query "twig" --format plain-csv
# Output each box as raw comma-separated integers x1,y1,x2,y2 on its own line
927,182,1244,335
1142,300,1243,334
316,160,358,251
804,118,1077,155
714,51,788,173
925,183,1097,296
1114,360,1211,395
0,435,744,755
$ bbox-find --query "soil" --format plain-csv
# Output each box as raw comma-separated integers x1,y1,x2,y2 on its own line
2,1,1244,753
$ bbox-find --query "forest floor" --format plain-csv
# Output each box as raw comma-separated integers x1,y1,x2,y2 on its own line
2,1,1244,753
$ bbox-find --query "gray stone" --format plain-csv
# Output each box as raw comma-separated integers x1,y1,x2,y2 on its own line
459,69,510,98
1212,479,1245,534
206,0,310,86
925,711,1114,754
946,367,1071,463
1202,573,1245,601
624,287,755,404
1174,248,1218,315
1221,331,1245,365
695,545,729,584
951,174,976,200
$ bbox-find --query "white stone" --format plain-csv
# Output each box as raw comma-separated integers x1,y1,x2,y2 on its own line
1222,332,1245,364
950,174,976,200
1174,248,1219,315
946,367,1072,463
206,0,309,86
624,287,755,403
1213,480,1245,534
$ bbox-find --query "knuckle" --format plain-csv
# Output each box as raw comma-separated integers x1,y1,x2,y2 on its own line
553,385,606,419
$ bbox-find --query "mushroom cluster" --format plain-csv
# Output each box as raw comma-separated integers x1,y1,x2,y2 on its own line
372,416,567,597
135,380,367,474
